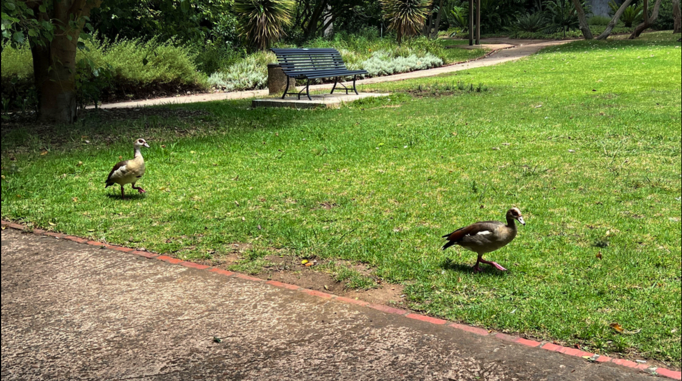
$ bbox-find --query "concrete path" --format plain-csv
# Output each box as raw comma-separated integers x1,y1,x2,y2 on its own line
94,40,569,110
1,228,660,380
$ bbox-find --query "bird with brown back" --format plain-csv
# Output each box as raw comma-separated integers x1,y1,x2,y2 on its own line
442,208,525,272
105,138,149,199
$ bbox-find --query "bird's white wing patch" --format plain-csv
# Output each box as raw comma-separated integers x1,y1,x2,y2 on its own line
474,230,493,236
111,165,128,179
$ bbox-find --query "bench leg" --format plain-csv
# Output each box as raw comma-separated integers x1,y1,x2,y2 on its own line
306,79,311,101
330,77,338,94
352,75,359,95
282,77,291,99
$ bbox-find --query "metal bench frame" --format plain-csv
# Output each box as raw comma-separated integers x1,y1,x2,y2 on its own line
271,48,368,101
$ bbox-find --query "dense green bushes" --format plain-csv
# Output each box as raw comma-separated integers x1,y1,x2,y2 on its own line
1,37,207,112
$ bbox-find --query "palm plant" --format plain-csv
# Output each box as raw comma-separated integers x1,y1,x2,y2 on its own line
233,0,295,50
448,5,469,31
622,3,644,27
509,12,548,33
608,1,644,27
381,0,432,44
544,0,580,37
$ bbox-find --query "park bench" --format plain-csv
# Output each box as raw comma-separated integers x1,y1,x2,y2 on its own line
271,48,367,101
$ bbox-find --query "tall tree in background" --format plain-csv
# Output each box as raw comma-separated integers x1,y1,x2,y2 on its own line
673,0,681,34
595,0,633,39
292,0,369,40
381,0,432,44
572,0,636,40
430,0,444,38
629,0,662,38
571,0,593,39
2,0,101,123
234,0,294,50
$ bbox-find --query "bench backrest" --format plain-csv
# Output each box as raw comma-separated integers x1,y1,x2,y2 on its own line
271,48,348,76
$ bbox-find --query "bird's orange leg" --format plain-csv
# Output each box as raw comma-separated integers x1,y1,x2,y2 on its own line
132,183,146,194
480,258,507,271
473,255,484,273
120,185,125,199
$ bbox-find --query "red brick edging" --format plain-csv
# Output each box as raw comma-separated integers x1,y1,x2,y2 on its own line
2,219,680,380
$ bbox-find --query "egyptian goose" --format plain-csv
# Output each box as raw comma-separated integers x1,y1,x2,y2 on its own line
442,208,525,272
105,138,149,199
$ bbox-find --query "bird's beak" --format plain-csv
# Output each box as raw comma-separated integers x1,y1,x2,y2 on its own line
517,216,525,226
144,143,150,148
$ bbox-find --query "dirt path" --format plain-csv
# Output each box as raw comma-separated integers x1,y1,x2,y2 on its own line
93,40,570,110
1,227,662,380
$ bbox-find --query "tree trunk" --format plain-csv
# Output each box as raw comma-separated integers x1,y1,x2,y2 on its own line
31,37,78,124
629,0,662,39
673,0,681,34
596,0,634,39
430,0,444,39
28,0,101,124
571,0,594,39
304,0,327,40
423,2,434,37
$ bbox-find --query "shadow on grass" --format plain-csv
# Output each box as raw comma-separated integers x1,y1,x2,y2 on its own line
440,258,507,276
104,192,146,201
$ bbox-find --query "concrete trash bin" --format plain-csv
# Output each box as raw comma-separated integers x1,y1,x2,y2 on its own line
267,63,296,95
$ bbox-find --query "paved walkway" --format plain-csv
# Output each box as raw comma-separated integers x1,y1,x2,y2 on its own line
94,39,569,110
1,228,662,380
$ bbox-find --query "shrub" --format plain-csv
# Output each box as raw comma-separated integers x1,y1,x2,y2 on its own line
1,37,208,112
360,51,442,77
588,15,611,26
653,0,675,30
207,51,275,91
544,0,580,37
509,12,548,33
195,41,242,75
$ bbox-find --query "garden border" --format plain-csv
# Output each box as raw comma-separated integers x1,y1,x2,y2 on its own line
1,219,680,380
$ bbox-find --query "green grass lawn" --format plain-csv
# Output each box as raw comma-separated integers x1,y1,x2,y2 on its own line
2,31,680,366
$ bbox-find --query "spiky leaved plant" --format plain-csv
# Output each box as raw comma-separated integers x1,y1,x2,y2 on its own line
234,0,295,50
381,0,432,45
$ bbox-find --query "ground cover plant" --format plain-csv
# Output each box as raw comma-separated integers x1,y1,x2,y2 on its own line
1,31,680,367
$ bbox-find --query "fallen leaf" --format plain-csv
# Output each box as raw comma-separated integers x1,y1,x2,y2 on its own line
305,262,314,267
610,323,624,333
323,285,329,290
77,161,83,166
48,222,55,226
72,197,78,202
40,150,48,156
301,259,309,265
596,252,602,260
119,156,123,160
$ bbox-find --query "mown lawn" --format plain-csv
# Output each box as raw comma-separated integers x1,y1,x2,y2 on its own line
2,32,680,366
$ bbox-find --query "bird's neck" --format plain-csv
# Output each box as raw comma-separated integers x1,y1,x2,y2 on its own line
133,148,143,160
506,215,516,229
